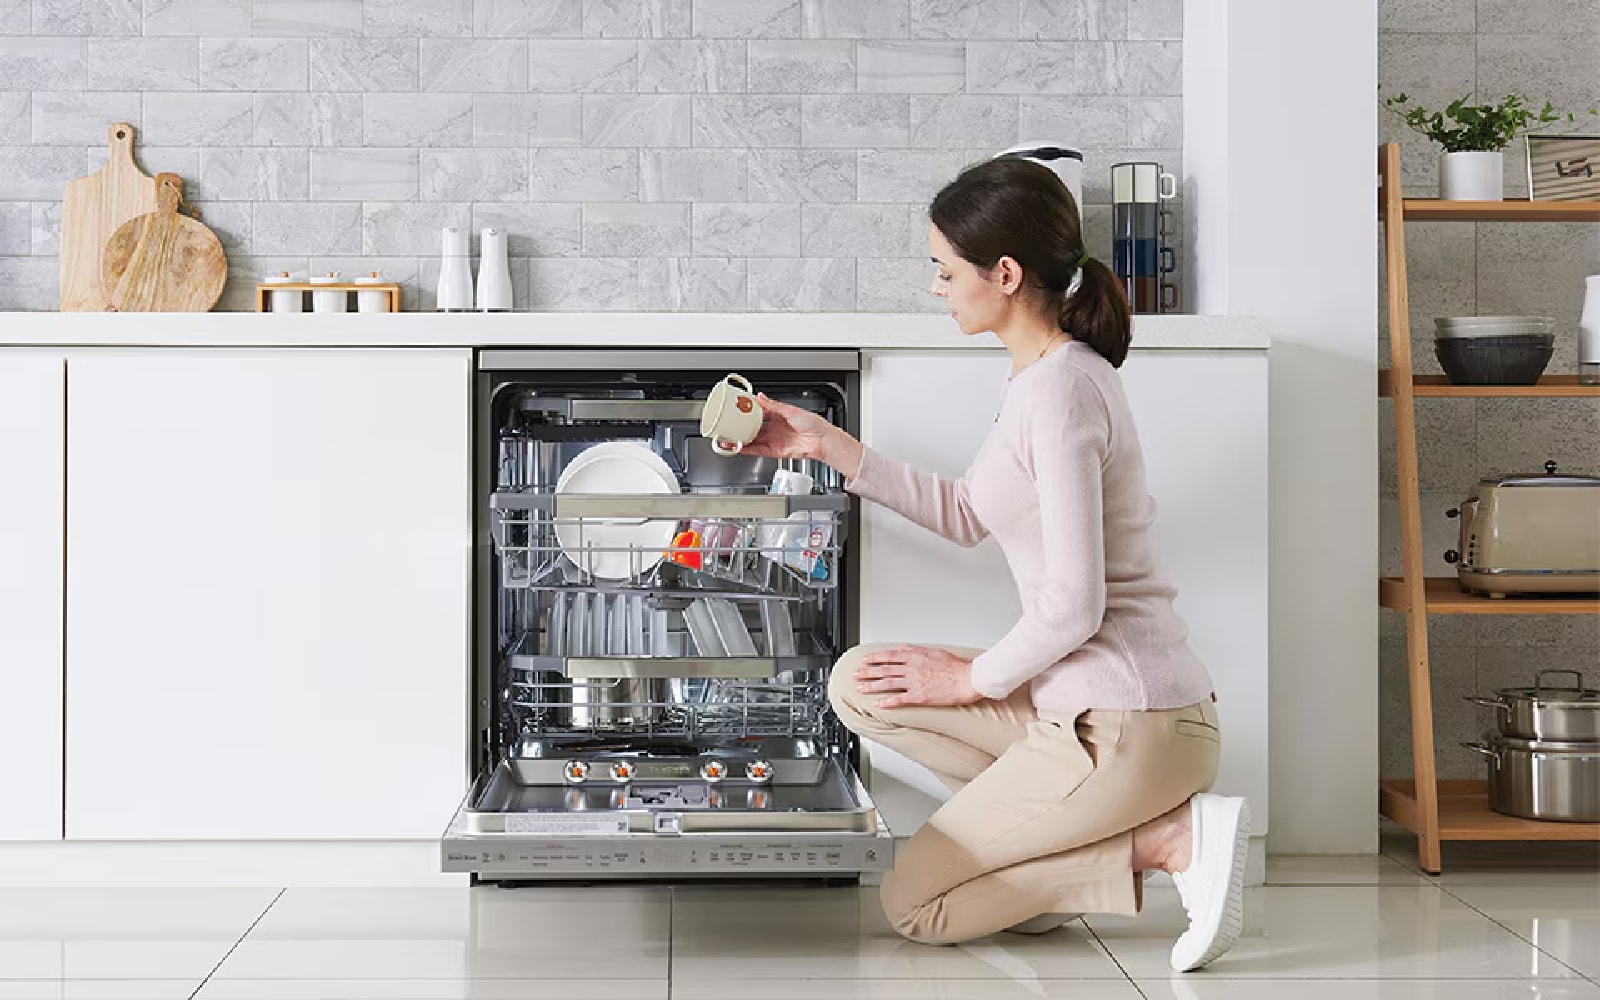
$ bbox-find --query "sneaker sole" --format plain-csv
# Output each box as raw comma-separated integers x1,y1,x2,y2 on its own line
1178,799,1251,972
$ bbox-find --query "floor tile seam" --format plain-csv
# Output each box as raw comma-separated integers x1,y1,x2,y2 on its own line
1433,880,1594,982
1080,918,1149,998
186,887,286,1000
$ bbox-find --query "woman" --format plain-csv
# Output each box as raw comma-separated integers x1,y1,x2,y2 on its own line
744,157,1250,972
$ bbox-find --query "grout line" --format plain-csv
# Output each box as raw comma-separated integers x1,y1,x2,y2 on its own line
1082,918,1148,999
667,886,675,997
1433,880,1596,984
187,886,285,1000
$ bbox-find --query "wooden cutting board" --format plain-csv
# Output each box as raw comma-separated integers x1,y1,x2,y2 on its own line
101,173,228,313
59,122,158,312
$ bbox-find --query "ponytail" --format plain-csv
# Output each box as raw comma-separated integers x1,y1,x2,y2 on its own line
931,157,1133,369
1059,256,1131,369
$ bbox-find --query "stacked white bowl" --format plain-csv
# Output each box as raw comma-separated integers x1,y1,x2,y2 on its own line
1434,316,1554,339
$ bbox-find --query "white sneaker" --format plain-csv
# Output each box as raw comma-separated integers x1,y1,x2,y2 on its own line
1169,792,1250,972
1003,912,1082,934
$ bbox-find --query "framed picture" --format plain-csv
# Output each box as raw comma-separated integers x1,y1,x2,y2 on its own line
1526,134,1600,202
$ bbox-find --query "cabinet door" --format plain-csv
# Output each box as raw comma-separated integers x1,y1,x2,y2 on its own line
858,349,1269,830
66,349,472,840
0,352,65,841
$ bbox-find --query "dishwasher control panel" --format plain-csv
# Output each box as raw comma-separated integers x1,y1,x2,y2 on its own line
443,835,891,875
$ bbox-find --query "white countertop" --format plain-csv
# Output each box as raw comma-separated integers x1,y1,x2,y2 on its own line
0,312,1269,350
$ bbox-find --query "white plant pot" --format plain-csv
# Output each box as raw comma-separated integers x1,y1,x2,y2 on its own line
1439,150,1504,201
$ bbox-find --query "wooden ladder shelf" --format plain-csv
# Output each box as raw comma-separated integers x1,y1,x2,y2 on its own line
1376,143,1600,874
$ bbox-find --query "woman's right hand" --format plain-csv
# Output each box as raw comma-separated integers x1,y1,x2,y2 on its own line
743,393,864,476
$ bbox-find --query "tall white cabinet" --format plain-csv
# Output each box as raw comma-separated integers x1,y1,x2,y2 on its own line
63,350,472,840
0,353,66,841
857,348,1270,836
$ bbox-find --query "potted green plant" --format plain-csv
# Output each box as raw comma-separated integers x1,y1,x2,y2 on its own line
1383,93,1597,201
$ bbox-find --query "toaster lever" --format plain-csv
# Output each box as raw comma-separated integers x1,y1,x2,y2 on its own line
1446,508,1460,518
1443,549,1460,564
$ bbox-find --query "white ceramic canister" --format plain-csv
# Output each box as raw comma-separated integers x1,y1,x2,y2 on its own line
355,270,390,313
265,270,304,314
310,270,347,314
1580,274,1600,385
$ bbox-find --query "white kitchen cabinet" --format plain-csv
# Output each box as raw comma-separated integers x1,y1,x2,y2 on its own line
0,352,65,841
858,348,1269,834
65,349,472,840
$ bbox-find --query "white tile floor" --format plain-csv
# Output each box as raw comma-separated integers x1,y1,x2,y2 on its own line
0,842,1594,1000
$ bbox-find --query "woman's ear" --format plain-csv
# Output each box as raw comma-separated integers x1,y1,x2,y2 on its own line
995,256,1024,296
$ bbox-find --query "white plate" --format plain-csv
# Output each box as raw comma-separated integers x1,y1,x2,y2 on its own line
554,443,678,580
556,441,678,494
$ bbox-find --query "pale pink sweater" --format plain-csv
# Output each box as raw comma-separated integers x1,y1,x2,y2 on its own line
846,341,1215,714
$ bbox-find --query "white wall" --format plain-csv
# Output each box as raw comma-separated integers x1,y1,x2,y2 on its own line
1186,1,1381,853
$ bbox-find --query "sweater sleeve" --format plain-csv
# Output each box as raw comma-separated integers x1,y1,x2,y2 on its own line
968,372,1110,699
844,445,989,548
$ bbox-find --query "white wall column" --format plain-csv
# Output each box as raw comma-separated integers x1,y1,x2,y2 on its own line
1185,0,1381,853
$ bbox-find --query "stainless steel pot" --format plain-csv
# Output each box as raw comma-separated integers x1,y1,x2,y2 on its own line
1463,734,1600,822
1467,669,1600,741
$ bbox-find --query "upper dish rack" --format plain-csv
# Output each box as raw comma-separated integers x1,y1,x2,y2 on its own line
492,489,849,599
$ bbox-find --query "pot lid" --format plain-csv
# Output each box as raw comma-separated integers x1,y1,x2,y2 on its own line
1480,461,1600,488
1494,686,1600,706
1493,669,1600,706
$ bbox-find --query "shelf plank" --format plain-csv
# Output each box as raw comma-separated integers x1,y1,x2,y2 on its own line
1401,199,1600,222
1382,780,1600,841
1381,577,1600,614
1380,372,1600,398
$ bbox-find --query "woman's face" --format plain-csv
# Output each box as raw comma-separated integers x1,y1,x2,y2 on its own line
928,224,1021,336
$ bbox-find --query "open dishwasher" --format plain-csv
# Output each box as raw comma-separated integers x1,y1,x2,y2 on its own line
442,349,893,881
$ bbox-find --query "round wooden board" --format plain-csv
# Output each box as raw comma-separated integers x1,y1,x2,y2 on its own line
101,173,228,312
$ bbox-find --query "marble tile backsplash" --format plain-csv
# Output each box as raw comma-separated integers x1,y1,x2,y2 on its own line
1378,0,1600,782
0,0,1181,311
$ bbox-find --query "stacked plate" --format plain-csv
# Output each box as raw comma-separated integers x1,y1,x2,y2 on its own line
554,442,680,580
1433,316,1555,385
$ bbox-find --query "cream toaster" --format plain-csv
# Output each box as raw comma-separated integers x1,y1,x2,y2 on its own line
1444,462,1600,596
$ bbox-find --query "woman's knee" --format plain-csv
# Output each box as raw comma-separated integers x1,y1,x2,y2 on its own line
827,643,887,727
880,872,960,946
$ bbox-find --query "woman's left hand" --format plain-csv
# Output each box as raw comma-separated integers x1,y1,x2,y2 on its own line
854,646,984,709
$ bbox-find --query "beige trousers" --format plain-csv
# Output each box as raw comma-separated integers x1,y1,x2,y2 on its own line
831,643,1221,946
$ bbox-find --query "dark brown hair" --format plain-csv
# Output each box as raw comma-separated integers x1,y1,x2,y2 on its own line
930,157,1132,368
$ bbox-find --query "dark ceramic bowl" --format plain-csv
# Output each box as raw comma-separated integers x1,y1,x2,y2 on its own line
1435,334,1555,386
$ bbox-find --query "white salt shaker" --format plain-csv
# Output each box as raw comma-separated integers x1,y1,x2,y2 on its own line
265,270,303,313
437,227,474,312
355,271,390,313
310,270,346,314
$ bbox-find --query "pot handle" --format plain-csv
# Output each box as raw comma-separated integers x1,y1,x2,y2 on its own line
1535,669,1584,693
1465,695,1505,709
1461,741,1500,759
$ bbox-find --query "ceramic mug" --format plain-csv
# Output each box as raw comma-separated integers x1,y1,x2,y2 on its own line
700,373,761,456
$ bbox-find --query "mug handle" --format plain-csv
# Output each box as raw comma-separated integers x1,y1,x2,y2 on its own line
727,373,753,393
711,437,743,456
1159,172,1177,200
